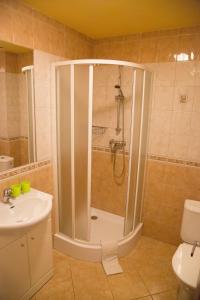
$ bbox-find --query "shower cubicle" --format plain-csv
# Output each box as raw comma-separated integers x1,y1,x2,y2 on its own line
52,59,152,261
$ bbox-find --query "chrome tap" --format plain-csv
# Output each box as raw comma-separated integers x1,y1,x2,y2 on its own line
2,188,14,205
191,241,200,257
109,139,126,153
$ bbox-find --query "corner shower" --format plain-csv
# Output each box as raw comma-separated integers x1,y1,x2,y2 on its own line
52,59,151,261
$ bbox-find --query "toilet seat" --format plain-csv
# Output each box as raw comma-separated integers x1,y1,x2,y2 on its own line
172,243,200,289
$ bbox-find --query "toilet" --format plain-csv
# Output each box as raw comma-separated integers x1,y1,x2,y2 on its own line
172,199,200,300
0,155,14,172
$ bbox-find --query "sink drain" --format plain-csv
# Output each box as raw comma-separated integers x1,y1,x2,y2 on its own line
91,215,98,220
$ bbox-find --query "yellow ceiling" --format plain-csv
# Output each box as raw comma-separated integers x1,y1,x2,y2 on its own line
0,41,31,54
24,0,200,39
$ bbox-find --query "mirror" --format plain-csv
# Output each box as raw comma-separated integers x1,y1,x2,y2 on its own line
0,41,35,172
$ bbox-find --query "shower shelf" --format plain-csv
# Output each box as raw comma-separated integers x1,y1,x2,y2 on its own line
92,125,107,135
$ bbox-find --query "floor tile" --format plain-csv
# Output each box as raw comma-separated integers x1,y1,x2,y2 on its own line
137,297,152,300
152,289,178,300
33,236,178,300
108,273,149,300
70,257,113,300
138,260,178,294
35,251,75,300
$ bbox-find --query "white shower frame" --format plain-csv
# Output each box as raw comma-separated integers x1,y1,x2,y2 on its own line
51,59,149,261
22,65,37,163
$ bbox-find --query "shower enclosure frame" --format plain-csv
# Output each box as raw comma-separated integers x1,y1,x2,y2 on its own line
22,65,37,163
51,59,152,261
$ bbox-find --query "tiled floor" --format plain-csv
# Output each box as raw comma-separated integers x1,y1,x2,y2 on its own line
31,236,178,300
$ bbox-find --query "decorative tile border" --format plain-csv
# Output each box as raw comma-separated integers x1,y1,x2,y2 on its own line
92,145,129,155
0,160,51,180
0,136,28,141
92,147,200,166
1,152,199,181
92,148,200,167
148,154,200,167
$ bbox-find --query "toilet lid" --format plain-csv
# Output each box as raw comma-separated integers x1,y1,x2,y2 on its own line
0,155,14,163
172,243,200,289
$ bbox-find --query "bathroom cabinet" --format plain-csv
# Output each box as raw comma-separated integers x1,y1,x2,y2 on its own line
0,218,53,300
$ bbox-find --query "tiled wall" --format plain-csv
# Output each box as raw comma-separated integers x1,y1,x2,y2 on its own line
0,50,32,166
91,150,128,217
148,61,200,162
92,64,133,151
92,27,200,245
0,50,33,167
0,137,28,167
0,0,92,230
0,51,33,138
143,159,200,245
0,0,92,59
92,27,200,63
33,50,64,161
92,65,133,217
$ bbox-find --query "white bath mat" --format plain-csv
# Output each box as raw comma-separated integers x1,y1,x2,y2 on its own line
101,240,123,275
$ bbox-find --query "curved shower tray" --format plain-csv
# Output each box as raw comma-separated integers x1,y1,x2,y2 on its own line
54,223,142,262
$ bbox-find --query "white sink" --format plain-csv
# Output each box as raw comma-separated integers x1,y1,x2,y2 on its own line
0,188,52,231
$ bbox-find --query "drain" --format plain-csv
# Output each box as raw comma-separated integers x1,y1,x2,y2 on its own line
91,215,98,220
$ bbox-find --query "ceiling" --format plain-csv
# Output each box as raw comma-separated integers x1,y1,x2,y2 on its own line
24,0,200,39
0,41,31,54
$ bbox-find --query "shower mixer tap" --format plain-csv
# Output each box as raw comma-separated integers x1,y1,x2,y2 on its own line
109,139,126,153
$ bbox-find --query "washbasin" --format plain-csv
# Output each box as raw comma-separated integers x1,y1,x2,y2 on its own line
0,188,52,230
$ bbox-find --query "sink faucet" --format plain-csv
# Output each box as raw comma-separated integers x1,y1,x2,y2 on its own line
2,188,14,205
191,241,200,257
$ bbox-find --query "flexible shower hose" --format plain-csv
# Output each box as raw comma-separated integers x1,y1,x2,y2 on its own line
112,85,126,186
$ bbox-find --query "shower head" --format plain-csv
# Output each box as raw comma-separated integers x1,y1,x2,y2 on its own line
114,84,124,98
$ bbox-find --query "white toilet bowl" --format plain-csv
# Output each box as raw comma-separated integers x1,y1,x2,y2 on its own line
172,242,200,300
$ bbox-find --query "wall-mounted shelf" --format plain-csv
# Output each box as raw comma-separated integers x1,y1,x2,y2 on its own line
92,125,107,135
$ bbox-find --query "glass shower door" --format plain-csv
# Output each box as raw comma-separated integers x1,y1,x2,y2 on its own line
56,65,73,238
56,64,93,241
74,64,93,241
124,69,152,235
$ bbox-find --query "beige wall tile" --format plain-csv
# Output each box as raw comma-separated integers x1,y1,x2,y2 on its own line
142,159,200,245
171,111,191,135
91,151,128,216
0,2,13,42
173,85,194,112
0,0,92,59
148,132,170,157
139,37,157,63
175,61,196,85
0,163,53,196
168,134,190,160
188,136,200,163
178,34,200,61
11,1,34,48
154,62,176,86
32,12,51,53
153,86,174,111
156,36,179,62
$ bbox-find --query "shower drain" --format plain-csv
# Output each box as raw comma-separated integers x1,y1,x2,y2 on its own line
91,215,98,220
